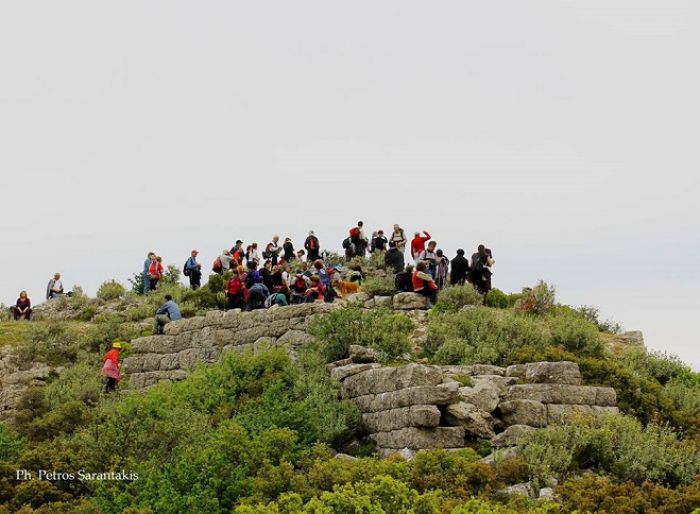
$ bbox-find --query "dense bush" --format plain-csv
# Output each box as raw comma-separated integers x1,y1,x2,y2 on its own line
520,414,700,488
432,284,483,314
361,275,397,297
515,281,556,315
309,306,414,363
485,288,522,309
96,280,126,301
424,306,603,366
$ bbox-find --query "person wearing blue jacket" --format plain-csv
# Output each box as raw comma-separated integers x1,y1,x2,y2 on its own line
143,252,155,293
155,295,182,334
184,250,202,290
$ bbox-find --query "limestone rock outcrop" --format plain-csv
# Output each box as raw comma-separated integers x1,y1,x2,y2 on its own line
329,353,619,457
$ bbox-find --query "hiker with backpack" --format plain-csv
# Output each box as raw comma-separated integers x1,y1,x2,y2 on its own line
283,237,295,262
263,236,281,265
244,261,263,289
412,262,439,305
385,242,405,273
213,249,233,275
246,281,270,311
450,249,470,286
390,224,407,254
305,231,320,262
411,230,432,261
395,264,414,293
143,252,155,293
231,242,245,266
265,284,290,308
342,236,356,262
226,269,246,310
349,221,368,257
184,250,202,290
291,271,309,304
313,259,330,287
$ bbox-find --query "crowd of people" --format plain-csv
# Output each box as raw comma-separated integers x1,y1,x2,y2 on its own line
8,222,494,394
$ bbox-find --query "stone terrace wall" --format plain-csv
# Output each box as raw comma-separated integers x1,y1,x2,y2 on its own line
123,303,337,389
331,349,619,457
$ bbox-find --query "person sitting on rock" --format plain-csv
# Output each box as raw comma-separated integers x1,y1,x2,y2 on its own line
155,294,181,335
385,241,405,274
13,291,32,320
395,264,414,293
412,262,438,305
101,341,123,393
291,271,309,304
265,284,290,307
46,272,65,299
304,275,326,303
226,269,246,310
246,282,270,311
450,249,470,286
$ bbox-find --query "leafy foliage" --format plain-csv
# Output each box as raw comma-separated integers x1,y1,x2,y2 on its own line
432,284,483,314
308,306,414,363
96,280,126,301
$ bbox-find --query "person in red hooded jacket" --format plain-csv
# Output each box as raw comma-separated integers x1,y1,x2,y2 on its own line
410,230,431,261
102,341,123,393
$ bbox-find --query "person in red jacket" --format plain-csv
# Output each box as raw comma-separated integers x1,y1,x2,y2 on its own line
412,262,438,305
410,230,432,260
148,256,164,290
102,341,123,393
226,269,246,310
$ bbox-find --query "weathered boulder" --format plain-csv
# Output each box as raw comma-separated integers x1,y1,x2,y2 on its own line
458,384,500,412
370,427,465,449
471,375,518,396
342,364,443,398
498,400,547,427
362,405,441,432
349,345,379,363
351,383,459,413
505,361,581,385
472,364,506,377
491,425,537,447
393,292,430,310
444,402,495,438
503,384,617,407
440,365,474,376
346,292,371,305
374,296,394,308
331,363,382,382
546,404,619,424
618,331,645,346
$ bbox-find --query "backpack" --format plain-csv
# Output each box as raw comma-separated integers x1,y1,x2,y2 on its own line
293,276,307,293
342,237,351,249
349,227,361,239
262,243,274,259
264,293,277,308
183,261,191,277
212,257,223,274
308,236,318,250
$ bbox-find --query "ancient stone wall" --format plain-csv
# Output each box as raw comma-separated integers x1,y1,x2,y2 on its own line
331,349,619,457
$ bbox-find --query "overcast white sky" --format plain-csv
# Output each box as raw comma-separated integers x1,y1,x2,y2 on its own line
1,1,698,368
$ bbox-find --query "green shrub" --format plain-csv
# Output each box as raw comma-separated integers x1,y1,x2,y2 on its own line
520,414,700,487
362,276,397,297
432,285,483,314
484,289,521,309
309,307,414,363
575,305,622,333
515,281,556,315
96,280,126,301
0,424,25,462
622,347,691,386
44,360,103,410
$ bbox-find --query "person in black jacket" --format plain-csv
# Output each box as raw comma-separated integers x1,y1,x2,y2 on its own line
304,230,320,261
384,242,405,273
450,249,470,285
395,264,414,293
282,237,295,262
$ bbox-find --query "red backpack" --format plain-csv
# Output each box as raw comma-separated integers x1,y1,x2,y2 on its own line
294,276,307,293
349,227,361,239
